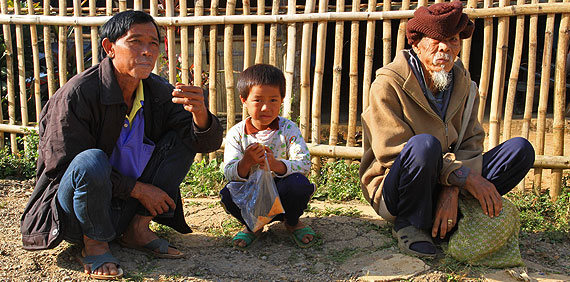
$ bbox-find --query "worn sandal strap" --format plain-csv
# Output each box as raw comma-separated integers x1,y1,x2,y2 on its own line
82,251,120,272
143,238,176,254
393,226,434,247
233,231,257,245
292,226,316,241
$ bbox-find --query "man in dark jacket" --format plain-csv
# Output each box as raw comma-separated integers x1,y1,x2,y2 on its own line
20,11,223,279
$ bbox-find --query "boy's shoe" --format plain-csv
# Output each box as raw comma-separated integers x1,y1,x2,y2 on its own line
289,226,317,248
232,231,260,250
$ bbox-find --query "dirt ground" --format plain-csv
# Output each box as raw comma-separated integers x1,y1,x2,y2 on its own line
1,178,569,282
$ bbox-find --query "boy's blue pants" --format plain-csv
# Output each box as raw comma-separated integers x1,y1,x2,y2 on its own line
220,173,315,231
382,134,535,231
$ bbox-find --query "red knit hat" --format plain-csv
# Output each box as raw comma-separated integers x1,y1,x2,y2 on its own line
406,1,474,45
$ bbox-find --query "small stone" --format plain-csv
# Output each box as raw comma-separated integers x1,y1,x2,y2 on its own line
261,256,267,260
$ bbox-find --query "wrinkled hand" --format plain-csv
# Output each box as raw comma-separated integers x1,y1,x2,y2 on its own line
171,83,209,129
432,186,459,239
464,169,502,217
130,182,176,217
263,147,286,175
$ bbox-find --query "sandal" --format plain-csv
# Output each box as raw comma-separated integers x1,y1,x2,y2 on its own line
232,231,259,250
118,238,184,259
392,226,437,258
289,226,317,248
75,251,124,280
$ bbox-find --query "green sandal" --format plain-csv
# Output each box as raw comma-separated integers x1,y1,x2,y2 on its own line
232,231,259,250
290,226,317,248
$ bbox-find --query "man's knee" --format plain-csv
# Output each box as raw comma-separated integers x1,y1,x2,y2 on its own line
69,149,112,186
404,134,442,164
506,137,535,166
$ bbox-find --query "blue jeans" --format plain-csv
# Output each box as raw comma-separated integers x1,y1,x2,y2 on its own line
57,131,195,244
382,134,535,230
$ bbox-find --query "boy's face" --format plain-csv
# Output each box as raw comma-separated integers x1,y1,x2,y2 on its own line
241,85,283,131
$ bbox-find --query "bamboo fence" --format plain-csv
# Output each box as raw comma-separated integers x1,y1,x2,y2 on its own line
1,0,569,198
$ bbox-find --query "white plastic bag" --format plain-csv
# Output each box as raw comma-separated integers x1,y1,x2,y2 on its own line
228,154,284,232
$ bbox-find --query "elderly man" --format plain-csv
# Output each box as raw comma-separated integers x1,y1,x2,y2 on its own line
20,11,223,279
360,1,534,258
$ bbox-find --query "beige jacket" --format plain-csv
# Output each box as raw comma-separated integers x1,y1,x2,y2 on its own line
359,50,485,214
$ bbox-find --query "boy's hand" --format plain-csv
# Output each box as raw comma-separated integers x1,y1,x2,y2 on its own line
171,83,210,130
264,147,286,175
237,143,266,178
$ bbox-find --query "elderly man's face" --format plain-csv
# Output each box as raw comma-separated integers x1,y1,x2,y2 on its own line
105,22,160,81
413,34,461,74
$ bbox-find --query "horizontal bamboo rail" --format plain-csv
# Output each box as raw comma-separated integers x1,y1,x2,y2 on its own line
5,2,570,26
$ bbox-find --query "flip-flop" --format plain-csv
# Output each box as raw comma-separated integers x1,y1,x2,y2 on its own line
289,226,317,248
75,251,124,280
392,226,437,258
232,231,259,250
118,238,184,259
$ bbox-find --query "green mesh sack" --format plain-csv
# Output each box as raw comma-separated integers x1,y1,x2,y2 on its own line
447,194,524,268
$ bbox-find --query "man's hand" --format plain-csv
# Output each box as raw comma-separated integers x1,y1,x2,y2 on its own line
263,147,286,175
171,83,209,130
432,186,459,239
130,182,176,217
464,169,502,217
237,143,266,178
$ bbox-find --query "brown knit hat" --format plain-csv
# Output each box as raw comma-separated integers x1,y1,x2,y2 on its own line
406,1,474,45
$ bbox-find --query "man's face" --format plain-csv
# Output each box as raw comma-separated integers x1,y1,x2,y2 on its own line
413,34,461,75
105,22,160,81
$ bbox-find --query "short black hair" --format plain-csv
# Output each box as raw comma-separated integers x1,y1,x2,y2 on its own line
98,10,160,61
237,64,286,99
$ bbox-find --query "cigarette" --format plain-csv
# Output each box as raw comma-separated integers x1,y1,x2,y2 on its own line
173,88,182,92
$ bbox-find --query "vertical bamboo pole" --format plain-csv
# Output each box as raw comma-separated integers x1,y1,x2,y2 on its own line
363,0,377,112
347,0,360,148
382,0,391,66
194,0,204,88
150,0,158,74
311,0,329,172
166,0,176,84
194,0,205,163
487,0,509,149
268,0,279,66
180,0,189,84
134,0,143,10
44,1,56,98
118,0,126,12
27,0,41,123
242,0,252,119
502,0,525,143
106,0,113,15
550,0,569,200
0,0,17,153
418,0,428,8
329,0,345,163
243,0,252,70
224,0,237,130
521,0,539,193
460,0,477,70
208,0,219,161
73,0,84,74
255,0,265,64
58,0,68,86
14,3,29,130
396,0,408,53
477,0,493,126
299,0,316,140
535,0,556,191
283,0,296,119
89,0,99,65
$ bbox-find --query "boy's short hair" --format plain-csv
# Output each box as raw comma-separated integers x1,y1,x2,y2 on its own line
237,64,286,99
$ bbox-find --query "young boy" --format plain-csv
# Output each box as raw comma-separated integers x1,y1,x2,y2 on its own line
221,64,316,249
